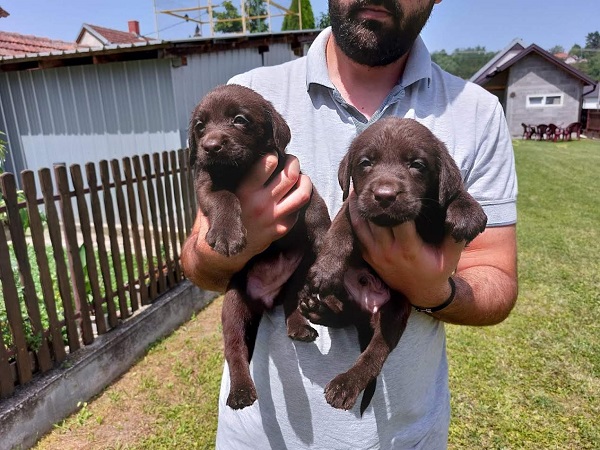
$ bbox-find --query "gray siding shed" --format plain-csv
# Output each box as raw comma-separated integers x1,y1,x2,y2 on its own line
0,31,317,180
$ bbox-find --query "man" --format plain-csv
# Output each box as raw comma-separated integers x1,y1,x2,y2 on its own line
181,0,518,447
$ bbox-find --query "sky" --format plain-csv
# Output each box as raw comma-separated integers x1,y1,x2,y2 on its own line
0,0,598,53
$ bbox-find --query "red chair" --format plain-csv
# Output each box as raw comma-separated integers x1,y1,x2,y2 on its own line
546,123,559,142
536,124,548,140
564,122,582,140
521,123,536,140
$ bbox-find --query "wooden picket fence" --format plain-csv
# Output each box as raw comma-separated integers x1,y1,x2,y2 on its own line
0,149,196,399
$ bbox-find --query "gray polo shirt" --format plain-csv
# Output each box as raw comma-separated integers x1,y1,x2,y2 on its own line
216,28,517,450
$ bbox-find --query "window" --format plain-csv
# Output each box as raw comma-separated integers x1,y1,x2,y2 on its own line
527,94,563,107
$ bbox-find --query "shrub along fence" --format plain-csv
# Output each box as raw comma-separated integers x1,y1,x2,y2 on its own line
0,149,195,399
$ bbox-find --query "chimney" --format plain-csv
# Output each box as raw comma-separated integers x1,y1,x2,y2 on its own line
128,20,140,36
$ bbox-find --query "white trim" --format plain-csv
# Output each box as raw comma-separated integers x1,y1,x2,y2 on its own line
526,93,564,108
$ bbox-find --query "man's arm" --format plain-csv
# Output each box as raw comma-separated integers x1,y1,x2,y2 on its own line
349,194,517,326
181,154,313,292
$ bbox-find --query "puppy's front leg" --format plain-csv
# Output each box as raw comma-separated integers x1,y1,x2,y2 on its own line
195,172,247,256
308,201,355,296
300,201,356,326
222,274,261,409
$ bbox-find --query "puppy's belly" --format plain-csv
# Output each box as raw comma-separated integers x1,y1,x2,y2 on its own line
246,250,304,308
343,267,390,314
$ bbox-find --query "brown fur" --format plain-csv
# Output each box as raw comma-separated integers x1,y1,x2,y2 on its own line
300,118,487,414
188,84,331,409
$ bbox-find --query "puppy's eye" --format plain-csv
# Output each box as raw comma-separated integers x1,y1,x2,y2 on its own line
233,114,249,125
358,157,372,169
409,160,427,172
195,121,205,133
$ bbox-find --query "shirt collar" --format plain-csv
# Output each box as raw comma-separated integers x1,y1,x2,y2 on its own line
306,27,433,91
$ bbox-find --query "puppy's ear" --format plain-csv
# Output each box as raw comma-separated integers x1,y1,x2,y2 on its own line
437,140,463,208
437,140,488,242
338,152,352,200
267,108,291,157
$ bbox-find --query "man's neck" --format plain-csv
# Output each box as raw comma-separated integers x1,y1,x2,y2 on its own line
326,35,409,120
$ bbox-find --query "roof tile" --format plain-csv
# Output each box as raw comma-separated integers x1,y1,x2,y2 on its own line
0,30,81,57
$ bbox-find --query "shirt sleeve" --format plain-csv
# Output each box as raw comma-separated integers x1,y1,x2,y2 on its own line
466,101,518,226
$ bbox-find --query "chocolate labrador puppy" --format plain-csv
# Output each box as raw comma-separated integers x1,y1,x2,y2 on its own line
188,84,330,409
301,117,487,414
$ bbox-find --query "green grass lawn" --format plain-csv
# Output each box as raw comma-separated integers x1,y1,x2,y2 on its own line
35,138,600,449
448,138,600,448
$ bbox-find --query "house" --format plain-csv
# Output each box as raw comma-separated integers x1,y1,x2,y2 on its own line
76,21,158,46
582,84,600,138
0,23,319,179
470,39,597,137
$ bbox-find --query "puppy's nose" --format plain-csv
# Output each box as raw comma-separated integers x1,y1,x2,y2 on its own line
202,138,223,154
373,187,397,208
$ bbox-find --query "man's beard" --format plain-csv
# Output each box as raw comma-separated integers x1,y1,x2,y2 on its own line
329,0,435,67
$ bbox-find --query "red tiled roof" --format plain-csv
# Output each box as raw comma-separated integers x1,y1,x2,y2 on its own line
0,30,79,57
84,24,150,44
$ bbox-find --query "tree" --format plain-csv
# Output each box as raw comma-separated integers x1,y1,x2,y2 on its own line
246,0,268,33
281,0,315,31
316,12,330,29
431,47,496,80
585,31,600,49
549,45,564,55
569,44,583,57
213,1,243,34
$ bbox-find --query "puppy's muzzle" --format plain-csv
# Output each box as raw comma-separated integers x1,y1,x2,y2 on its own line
372,185,399,209
201,132,228,154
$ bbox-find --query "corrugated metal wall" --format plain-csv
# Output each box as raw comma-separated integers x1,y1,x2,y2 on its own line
172,42,298,145
0,41,299,180
0,59,180,178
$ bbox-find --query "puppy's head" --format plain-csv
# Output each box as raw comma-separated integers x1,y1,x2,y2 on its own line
188,84,290,174
338,118,467,231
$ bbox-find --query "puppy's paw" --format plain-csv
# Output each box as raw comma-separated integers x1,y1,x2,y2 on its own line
307,263,343,296
206,225,247,257
287,323,319,342
287,309,318,342
446,196,488,243
324,372,361,411
299,293,349,328
227,385,257,409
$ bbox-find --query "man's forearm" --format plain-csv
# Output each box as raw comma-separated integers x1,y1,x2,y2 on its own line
431,266,518,325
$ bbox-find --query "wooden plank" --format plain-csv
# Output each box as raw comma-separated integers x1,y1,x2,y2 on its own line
0,311,14,397
153,153,175,287
178,148,194,236
170,150,186,249
185,148,197,216
70,165,107,335
21,171,67,363
0,173,53,372
99,160,129,319
132,156,156,302
0,216,32,385
110,159,138,312
162,151,181,281
122,157,147,306
38,168,80,352
85,163,118,329
142,154,166,293
54,165,94,346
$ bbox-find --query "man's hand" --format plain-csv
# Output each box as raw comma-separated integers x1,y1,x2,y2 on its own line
347,191,518,325
348,191,463,307
181,153,313,292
